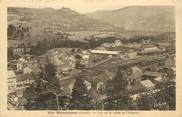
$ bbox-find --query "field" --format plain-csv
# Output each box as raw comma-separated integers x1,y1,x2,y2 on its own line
68,31,116,41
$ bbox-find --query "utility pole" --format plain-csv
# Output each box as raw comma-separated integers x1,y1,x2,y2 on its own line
102,100,105,110
56,94,60,110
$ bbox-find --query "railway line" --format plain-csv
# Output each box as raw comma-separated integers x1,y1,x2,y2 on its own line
88,55,167,70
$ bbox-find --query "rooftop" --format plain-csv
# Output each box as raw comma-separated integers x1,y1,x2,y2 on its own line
142,44,158,48
16,74,35,82
140,79,155,88
89,49,119,55
154,76,163,82
8,70,16,78
165,56,175,68
131,66,142,78
143,71,160,77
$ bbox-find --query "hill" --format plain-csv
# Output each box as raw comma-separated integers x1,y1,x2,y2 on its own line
8,7,115,31
8,7,118,44
87,6,175,32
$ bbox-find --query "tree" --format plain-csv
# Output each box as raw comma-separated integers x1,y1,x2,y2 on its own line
42,38,49,52
27,33,30,38
163,85,175,110
88,38,96,48
136,94,156,110
69,78,93,110
23,75,47,110
8,24,16,37
153,80,175,110
24,92,59,110
104,68,133,110
26,27,29,32
165,68,175,80
44,63,61,88
8,47,13,59
30,40,47,55
21,32,24,40
24,63,70,110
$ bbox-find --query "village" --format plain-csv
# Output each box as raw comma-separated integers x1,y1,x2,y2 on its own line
7,6,176,110
7,32,175,110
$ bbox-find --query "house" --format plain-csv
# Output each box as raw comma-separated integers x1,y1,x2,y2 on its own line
76,50,92,67
139,79,155,89
55,78,76,97
8,60,17,70
8,70,16,93
127,52,138,58
8,70,36,94
8,71,34,93
24,47,31,54
138,44,165,56
131,94,140,101
18,57,26,62
46,48,76,80
17,56,41,73
89,87,99,99
95,46,106,50
132,67,142,76
119,52,126,59
17,57,26,72
112,40,122,47
17,62,23,72
8,70,16,78
154,75,163,82
165,56,175,68
143,71,160,78
120,43,142,50
89,49,119,55
94,33,111,38
141,39,151,44
16,74,35,91
80,55,90,67
23,67,33,74
101,43,113,48
171,67,176,72
97,82,105,93
142,44,159,51
13,47,24,56
130,79,155,94
81,54,90,60
138,49,164,56
84,80,92,90
130,66,143,82
75,54,90,67
60,86,73,97
27,61,40,73
47,48,76,69
105,69,117,80
81,50,91,55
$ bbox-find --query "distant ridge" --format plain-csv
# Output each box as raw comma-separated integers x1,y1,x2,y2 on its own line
8,7,115,31
87,6,175,32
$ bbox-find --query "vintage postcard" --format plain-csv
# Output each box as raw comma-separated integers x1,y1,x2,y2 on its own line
0,0,182,117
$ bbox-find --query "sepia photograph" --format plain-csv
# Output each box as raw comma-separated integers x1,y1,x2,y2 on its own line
6,4,177,111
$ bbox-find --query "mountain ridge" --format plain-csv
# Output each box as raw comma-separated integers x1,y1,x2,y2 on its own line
87,6,175,32
8,7,115,31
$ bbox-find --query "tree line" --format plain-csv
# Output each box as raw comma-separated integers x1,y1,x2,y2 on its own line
8,24,31,40
19,63,175,110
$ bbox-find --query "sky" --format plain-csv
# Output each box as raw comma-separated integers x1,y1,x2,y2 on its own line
5,0,174,13
6,0,128,13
